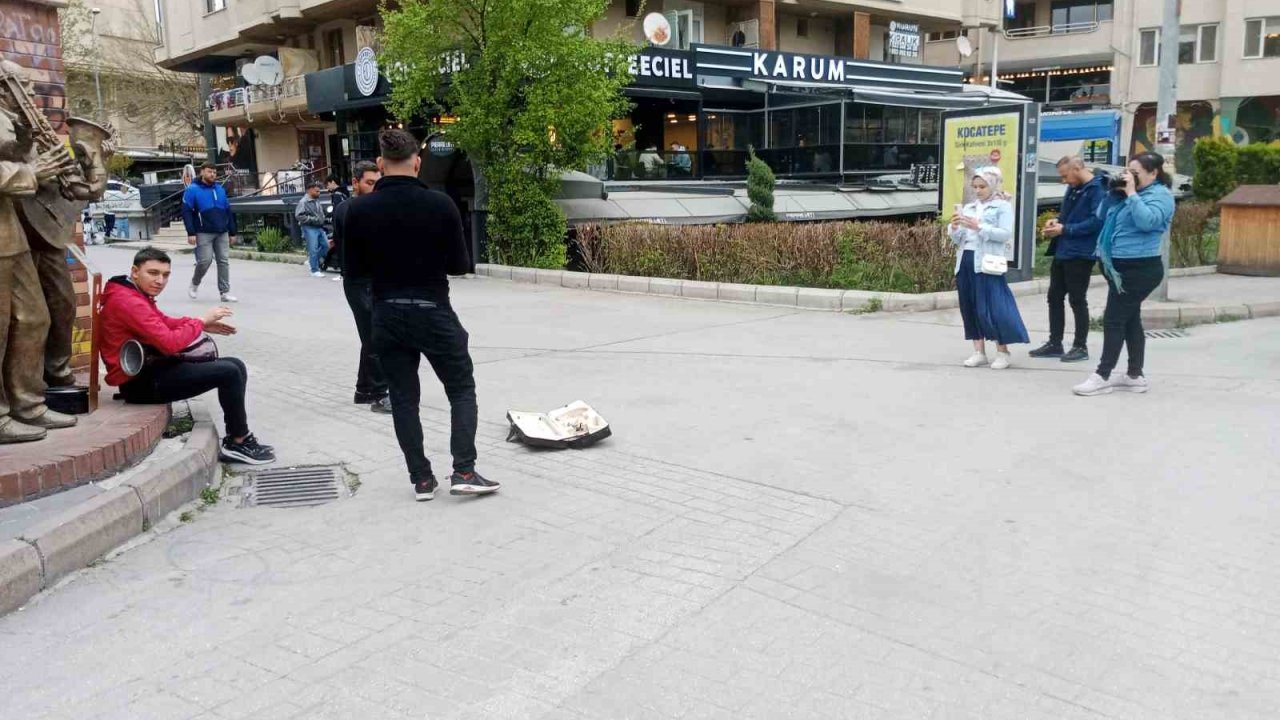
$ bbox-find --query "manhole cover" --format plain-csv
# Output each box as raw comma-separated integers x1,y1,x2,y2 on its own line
1145,328,1188,339
241,466,344,508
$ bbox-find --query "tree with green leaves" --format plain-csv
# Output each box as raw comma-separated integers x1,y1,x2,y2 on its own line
746,147,776,223
380,0,636,268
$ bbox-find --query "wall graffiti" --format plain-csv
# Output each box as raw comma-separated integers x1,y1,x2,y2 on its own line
0,4,58,45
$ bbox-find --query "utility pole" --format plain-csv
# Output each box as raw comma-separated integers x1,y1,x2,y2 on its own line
90,8,104,124
1154,0,1179,301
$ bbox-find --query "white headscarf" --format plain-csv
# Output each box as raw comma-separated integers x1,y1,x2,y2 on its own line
972,166,1011,201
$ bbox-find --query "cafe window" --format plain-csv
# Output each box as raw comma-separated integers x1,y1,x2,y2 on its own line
1244,17,1280,59
1179,24,1217,64
919,111,940,144
1139,28,1160,66
1048,69,1111,104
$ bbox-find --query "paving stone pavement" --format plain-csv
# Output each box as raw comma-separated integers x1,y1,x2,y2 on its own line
1,247,1278,719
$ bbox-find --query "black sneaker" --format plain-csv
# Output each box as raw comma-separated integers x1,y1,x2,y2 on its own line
354,391,387,405
242,432,274,452
450,471,500,496
414,476,437,502
1028,341,1065,358
1060,346,1090,363
220,435,276,465
370,397,393,414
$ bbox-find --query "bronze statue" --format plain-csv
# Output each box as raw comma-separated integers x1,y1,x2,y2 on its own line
0,59,111,443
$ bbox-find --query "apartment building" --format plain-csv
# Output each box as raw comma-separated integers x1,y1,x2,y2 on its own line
921,0,1280,172
153,0,1007,189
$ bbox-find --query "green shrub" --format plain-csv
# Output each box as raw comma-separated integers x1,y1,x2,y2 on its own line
1192,136,1238,201
487,169,567,269
1236,143,1280,185
255,227,291,253
746,147,776,223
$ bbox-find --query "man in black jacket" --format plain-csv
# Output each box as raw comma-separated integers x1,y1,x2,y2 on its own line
343,130,499,502
332,160,390,413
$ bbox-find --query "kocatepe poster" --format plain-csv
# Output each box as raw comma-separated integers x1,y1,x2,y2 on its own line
942,111,1022,213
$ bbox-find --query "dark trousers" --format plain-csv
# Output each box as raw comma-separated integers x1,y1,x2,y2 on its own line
121,358,250,438
1097,257,1164,380
372,300,478,482
341,278,387,397
1047,257,1095,349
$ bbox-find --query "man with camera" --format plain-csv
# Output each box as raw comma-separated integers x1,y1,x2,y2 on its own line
1031,156,1106,363
100,247,275,465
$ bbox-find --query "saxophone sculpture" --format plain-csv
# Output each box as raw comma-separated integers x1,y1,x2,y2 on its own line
0,62,85,198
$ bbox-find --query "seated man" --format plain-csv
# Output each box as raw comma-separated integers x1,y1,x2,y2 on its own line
100,247,275,465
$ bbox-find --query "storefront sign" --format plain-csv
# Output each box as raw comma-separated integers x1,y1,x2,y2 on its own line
354,47,379,97
887,22,920,58
692,45,962,92
428,137,456,158
628,48,696,89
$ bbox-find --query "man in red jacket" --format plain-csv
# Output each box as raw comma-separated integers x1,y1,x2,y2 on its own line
100,247,275,464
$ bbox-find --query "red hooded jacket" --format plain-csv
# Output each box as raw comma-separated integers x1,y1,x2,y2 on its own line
100,276,205,387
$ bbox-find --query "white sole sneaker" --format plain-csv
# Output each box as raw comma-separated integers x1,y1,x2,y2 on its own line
1114,376,1150,393
991,353,1012,370
1072,373,1115,397
963,353,989,368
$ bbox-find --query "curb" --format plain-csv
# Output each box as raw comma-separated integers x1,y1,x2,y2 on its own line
1142,299,1280,330
226,250,308,265
0,402,220,617
475,263,1228,314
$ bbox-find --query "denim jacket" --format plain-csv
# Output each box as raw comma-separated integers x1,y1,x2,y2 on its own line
1095,182,1174,259
948,198,1014,274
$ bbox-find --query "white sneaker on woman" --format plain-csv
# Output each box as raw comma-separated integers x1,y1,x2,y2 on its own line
963,352,989,368
1073,373,1114,396
311,271,326,278
991,352,1012,370
1113,374,1150,393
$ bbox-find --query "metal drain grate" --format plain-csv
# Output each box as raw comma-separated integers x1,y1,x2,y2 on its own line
1145,328,1189,339
242,466,343,508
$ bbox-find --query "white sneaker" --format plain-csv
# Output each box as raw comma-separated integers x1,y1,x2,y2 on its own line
1073,373,1114,396
332,276,343,282
312,271,326,278
220,293,238,303
991,352,1012,370
188,284,198,299
1113,374,1150,393
963,352,989,368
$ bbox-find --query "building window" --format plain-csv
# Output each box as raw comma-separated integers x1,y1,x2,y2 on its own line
926,29,959,42
1244,17,1280,59
204,0,226,14
665,9,703,50
1051,0,1111,29
1179,24,1217,64
797,18,809,39
1005,3,1037,31
1139,28,1160,66
325,28,345,68
625,0,641,18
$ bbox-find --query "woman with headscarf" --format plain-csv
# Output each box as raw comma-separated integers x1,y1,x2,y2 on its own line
948,166,1029,369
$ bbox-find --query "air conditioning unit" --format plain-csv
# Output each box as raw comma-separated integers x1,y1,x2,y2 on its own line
730,19,760,48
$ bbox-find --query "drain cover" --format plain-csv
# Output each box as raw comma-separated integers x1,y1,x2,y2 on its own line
1145,329,1188,339
242,466,343,508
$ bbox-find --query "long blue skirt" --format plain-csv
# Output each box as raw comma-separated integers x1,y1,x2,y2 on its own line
956,250,1030,345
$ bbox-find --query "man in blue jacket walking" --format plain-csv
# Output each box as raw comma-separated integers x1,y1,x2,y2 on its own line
1031,156,1106,363
182,162,238,302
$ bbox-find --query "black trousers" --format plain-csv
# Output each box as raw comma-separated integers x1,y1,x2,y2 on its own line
341,278,387,397
121,358,250,438
1047,258,1095,349
1097,257,1164,380
372,300,478,483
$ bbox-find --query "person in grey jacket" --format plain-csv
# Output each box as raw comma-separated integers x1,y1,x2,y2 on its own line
295,182,328,278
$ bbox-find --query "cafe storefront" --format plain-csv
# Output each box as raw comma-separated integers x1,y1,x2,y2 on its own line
609,45,971,183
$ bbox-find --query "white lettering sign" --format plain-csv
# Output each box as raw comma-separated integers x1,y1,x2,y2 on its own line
750,52,847,82
627,53,693,81
888,21,921,58
354,47,379,96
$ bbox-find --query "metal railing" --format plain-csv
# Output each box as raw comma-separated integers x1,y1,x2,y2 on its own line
1004,20,1101,39
209,75,308,112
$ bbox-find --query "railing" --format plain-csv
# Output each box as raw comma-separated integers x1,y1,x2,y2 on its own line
244,75,308,105
206,87,245,112
1004,21,1100,39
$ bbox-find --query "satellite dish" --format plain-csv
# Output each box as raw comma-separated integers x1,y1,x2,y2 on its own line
643,12,672,46
239,62,260,85
254,56,284,85
956,35,973,58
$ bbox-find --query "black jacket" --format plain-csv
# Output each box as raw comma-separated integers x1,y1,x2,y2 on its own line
341,175,470,301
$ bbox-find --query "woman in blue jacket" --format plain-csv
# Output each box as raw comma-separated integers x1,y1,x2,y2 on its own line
1073,152,1175,397
947,167,1029,370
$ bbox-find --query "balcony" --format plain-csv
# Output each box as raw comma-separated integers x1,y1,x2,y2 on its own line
996,20,1114,68
205,75,311,127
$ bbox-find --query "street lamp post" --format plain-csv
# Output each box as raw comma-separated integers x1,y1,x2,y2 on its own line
90,7,105,124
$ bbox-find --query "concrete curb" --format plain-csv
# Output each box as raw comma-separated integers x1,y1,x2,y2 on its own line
1141,300,1280,330
474,263,1231,317
0,402,220,617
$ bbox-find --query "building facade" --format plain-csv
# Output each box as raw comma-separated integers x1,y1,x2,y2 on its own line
921,0,1280,173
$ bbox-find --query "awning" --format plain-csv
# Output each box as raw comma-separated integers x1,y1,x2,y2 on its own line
1040,110,1121,142
623,87,703,101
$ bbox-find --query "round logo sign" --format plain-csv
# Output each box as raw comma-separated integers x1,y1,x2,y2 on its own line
989,149,1002,163
354,47,379,97
643,13,672,46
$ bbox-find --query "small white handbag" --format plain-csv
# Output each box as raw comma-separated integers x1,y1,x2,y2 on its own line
980,254,1008,275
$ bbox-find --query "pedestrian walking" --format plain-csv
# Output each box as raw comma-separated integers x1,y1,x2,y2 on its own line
1072,152,1175,397
332,160,390,414
296,182,329,278
325,175,349,207
1031,156,1106,363
343,129,499,502
948,166,1029,370
183,162,238,302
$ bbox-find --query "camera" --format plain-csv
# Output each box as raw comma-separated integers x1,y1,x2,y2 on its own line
1109,171,1133,192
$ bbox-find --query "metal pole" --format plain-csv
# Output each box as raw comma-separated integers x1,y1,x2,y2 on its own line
1154,0,1178,300
90,12,104,123
990,29,999,89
